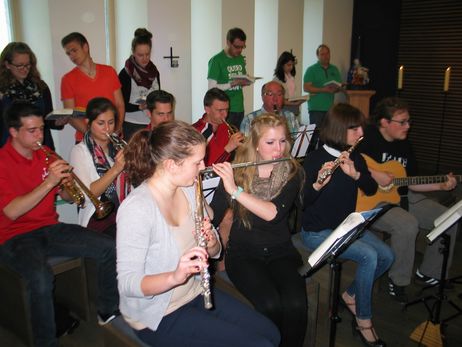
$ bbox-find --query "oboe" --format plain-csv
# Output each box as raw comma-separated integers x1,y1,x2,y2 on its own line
194,174,213,309
317,136,364,184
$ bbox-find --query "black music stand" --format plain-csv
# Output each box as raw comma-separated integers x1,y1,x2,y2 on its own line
406,201,462,345
299,207,387,347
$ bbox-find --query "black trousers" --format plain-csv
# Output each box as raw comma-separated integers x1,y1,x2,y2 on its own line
225,241,308,347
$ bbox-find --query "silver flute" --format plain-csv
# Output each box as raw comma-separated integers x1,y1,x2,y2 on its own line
194,173,213,309
317,136,363,184
201,157,293,175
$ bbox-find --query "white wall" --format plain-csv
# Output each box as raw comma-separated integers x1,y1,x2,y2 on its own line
191,0,222,122
114,0,148,72
253,0,278,108
148,0,192,123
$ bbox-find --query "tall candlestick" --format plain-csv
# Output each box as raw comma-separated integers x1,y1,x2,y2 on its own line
397,65,404,90
443,66,451,92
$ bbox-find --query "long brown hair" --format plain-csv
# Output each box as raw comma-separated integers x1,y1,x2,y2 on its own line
0,42,46,91
124,121,205,187
233,113,302,228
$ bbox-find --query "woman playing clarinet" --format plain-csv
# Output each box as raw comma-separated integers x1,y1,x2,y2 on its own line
301,103,393,347
116,121,279,347
211,113,307,347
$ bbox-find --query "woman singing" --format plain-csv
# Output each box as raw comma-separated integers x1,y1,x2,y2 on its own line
70,97,129,237
301,103,393,347
116,121,280,347
211,114,308,347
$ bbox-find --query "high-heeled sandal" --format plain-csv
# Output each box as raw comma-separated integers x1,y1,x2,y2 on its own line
339,296,356,317
351,319,386,347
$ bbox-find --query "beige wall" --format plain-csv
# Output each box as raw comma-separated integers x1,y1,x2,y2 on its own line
278,0,304,100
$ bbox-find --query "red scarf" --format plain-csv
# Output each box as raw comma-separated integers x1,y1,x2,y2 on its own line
124,56,160,89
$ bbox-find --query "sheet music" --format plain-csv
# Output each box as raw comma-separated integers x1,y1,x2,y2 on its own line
291,124,316,158
202,176,220,204
307,207,383,268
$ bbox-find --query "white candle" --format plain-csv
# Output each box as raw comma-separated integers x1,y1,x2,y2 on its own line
397,66,404,90
443,67,451,92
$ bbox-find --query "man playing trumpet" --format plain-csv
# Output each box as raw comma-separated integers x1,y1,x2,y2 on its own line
0,102,119,347
193,88,244,166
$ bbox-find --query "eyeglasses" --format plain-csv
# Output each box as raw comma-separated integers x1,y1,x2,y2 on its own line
9,63,31,70
389,119,412,126
263,92,284,97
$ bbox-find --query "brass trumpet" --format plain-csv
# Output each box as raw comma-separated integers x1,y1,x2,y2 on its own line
36,142,114,220
222,119,240,137
317,136,364,184
106,132,127,151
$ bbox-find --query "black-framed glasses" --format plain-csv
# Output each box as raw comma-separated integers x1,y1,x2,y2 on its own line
9,63,31,70
389,119,412,126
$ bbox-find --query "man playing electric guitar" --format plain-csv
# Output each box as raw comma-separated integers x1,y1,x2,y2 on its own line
358,97,458,304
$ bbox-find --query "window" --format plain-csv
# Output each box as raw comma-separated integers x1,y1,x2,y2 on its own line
0,0,12,50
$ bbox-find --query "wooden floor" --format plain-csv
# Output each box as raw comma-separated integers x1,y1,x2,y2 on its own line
1,196,462,346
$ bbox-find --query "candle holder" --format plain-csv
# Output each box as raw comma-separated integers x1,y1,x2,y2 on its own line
435,91,449,173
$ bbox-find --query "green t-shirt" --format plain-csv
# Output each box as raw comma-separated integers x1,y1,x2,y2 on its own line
303,62,341,111
207,50,247,113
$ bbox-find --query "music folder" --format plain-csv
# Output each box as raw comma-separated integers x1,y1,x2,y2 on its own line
298,207,383,277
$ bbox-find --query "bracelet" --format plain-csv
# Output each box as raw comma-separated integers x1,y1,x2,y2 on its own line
231,186,243,200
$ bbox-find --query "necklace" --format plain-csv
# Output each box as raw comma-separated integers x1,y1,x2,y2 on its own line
80,62,96,78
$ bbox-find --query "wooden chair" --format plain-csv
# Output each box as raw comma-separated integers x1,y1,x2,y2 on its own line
0,256,89,347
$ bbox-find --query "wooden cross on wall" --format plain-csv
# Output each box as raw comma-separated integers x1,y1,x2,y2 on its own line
163,47,180,68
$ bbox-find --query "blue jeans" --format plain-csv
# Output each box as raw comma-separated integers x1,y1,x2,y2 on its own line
0,223,119,347
135,289,280,347
301,228,394,319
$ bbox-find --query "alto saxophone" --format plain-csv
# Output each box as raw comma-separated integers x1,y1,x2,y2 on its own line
194,173,213,309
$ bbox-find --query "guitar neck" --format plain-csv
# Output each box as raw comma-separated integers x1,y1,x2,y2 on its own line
393,174,462,187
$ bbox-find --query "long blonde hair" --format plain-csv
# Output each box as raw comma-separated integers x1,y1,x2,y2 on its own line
233,113,302,228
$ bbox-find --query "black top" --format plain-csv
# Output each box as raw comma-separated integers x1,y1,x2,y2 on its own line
358,125,417,196
211,169,303,248
302,147,377,231
118,68,161,113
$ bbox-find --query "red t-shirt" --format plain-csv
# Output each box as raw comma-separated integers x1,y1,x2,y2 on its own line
0,140,59,244
61,64,121,141
192,114,230,166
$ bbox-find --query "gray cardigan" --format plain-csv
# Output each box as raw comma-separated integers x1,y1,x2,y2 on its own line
116,182,220,330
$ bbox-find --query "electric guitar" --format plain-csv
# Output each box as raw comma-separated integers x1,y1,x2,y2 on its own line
356,154,462,211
